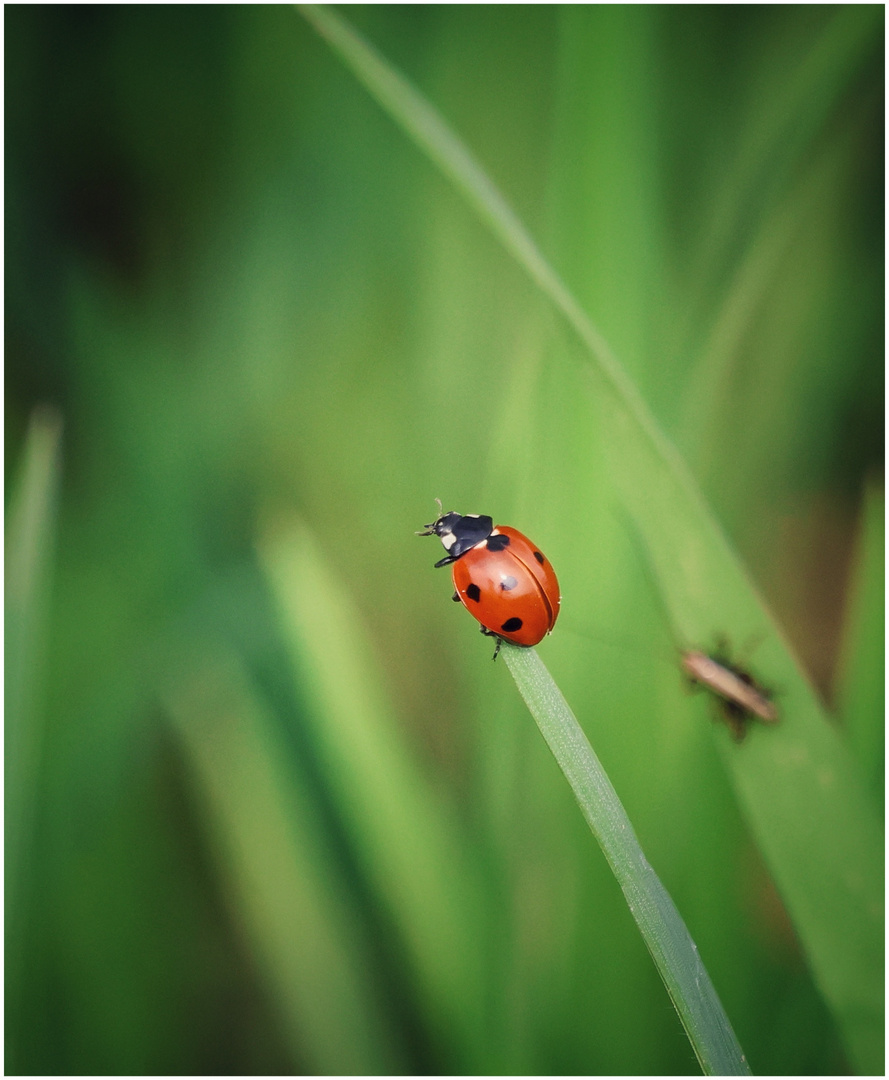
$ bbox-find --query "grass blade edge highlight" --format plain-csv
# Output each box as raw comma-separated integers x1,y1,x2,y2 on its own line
501,642,750,1077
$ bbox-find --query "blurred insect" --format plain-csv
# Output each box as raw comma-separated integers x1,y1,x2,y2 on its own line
681,646,778,741
617,513,780,740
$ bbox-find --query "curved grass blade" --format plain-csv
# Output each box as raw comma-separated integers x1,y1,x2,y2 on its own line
5,407,63,1072
6,407,63,848
298,6,883,1070
259,519,490,1070
167,652,406,1075
836,478,884,804
502,642,750,1076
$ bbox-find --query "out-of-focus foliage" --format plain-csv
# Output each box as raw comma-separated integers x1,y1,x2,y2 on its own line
5,6,882,1075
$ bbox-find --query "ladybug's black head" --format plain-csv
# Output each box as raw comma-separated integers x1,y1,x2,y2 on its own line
418,509,494,567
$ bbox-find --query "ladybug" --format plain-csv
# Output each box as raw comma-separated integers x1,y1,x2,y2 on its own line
419,507,560,657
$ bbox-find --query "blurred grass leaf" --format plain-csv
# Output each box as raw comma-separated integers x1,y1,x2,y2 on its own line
689,3,883,295
300,5,883,1071
836,478,884,805
167,651,406,1075
6,407,63,838
259,518,491,1070
5,407,63,1070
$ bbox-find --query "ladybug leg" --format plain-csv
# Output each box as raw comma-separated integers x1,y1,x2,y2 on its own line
479,625,502,660
452,591,461,602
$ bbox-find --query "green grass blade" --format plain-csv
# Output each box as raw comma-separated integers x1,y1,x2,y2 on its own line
501,642,750,1076
297,4,676,471
299,6,883,1071
259,518,489,1069
691,5,882,295
167,653,406,1075
623,466,884,1076
5,407,63,792
836,478,884,805
5,407,63,1071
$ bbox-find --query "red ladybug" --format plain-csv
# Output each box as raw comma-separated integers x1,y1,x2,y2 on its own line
419,508,560,657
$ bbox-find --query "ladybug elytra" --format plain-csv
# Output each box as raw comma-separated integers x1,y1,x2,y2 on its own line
419,508,560,657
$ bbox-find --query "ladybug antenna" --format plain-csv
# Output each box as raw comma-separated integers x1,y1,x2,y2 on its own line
415,497,445,536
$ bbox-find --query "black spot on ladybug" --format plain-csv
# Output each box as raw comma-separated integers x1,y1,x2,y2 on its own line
500,575,518,591
486,534,511,552
533,551,545,564
466,583,481,602
501,617,523,632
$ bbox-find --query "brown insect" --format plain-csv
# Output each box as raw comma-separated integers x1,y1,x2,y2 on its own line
681,648,778,741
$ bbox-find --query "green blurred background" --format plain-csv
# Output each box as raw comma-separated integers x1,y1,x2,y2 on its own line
6,5,883,1075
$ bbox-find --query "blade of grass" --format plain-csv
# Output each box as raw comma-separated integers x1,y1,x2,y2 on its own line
298,6,884,1071
166,651,406,1075
836,478,885,804
619,442,883,1076
500,641,749,1076
297,4,676,474
259,518,490,1070
5,407,63,1072
690,4,882,305
5,407,63,818
681,123,855,466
